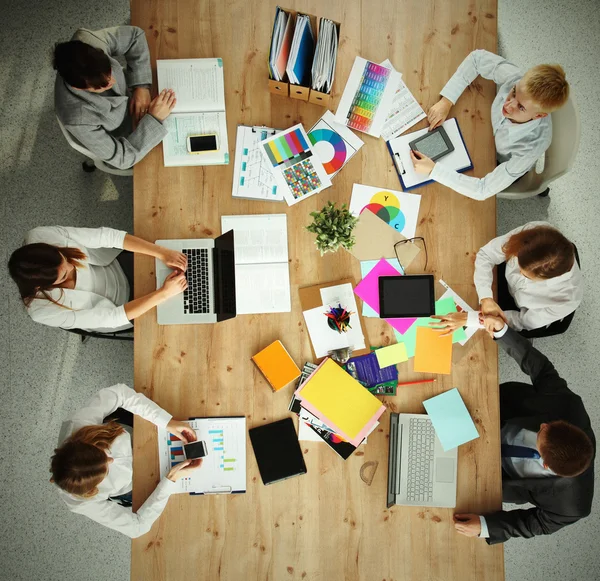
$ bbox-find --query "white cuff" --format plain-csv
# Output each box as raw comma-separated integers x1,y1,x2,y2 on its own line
156,410,173,430
493,323,509,339
466,311,484,329
479,515,490,538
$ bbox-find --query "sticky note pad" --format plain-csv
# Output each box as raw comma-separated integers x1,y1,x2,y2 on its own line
413,327,452,375
375,343,408,368
423,388,480,451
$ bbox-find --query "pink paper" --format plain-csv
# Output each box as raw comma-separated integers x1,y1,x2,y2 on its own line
354,257,417,334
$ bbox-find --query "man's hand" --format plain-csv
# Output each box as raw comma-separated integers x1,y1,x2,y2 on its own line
129,87,151,124
454,514,482,537
428,97,453,130
482,314,506,337
480,298,507,321
429,312,469,337
410,150,435,175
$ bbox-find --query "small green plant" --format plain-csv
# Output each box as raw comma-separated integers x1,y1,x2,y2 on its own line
306,201,358,256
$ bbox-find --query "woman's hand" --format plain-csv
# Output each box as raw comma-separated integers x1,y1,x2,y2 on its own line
410,150,435,175
160,270,188,298
166,459,203,482
167,419,197,444
480,298,507,322
428,96,453,130
159,248,188,272
129,87,152,124
430,312,468,336
148,89,177,122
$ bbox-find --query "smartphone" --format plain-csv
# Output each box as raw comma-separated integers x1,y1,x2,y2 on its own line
186,134,218,154
183,440,208,459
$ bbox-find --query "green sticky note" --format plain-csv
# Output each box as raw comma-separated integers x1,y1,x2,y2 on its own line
434,297,467,344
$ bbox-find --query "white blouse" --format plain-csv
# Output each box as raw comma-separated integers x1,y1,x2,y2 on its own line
56,383,176,538
474,221,583,331
23,226,132,332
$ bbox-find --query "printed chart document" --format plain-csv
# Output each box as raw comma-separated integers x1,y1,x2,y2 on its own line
158,417,246,495
232,125,283,201
221,214,291,314
157,58,229,167
379,59,427,141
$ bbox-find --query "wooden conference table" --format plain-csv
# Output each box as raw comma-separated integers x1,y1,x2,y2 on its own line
131,1,502,579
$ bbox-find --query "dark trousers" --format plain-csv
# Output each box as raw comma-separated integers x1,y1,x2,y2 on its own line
496,262,575,338
116,250,134,301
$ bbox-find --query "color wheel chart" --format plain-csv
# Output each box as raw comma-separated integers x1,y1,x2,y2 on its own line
363,190,406,232
309,129,347,175
347,61,391,133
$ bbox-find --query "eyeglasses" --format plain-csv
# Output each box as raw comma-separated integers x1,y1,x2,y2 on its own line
394,237,428,272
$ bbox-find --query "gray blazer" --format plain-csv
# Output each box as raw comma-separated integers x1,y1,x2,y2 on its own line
54,26,167,169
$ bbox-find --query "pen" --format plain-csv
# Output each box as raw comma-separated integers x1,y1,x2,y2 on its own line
397,378,436,387
394,152,406,175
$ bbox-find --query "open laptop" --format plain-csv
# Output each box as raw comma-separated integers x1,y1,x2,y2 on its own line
387,413,458,508
155,230,236,325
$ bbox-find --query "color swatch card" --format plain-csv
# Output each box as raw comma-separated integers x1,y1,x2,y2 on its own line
260,124,332,206
413,326,453,375
308,111,363,179
335,57,401,137
423,388,480,451
349,184,421,240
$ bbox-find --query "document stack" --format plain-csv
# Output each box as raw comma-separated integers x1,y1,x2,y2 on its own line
286,13,314,86
311,18,338,94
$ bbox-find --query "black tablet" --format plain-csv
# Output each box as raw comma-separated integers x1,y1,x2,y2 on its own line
409,126,455,162
378,275,435,318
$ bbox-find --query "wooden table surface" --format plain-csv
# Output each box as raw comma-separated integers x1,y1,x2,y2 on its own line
130,1,503,579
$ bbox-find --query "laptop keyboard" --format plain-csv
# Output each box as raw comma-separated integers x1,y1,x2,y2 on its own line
406,418,435,502
182,248,210,314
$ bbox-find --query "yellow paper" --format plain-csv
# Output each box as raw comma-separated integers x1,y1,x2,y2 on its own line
299,359,384,439
413,327,452,375
375,343,408,368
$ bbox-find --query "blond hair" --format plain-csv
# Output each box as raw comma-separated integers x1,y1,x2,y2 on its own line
522,64,569,112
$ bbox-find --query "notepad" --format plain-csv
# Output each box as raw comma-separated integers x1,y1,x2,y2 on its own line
413,326,453,375
375,343,408,368
296,358,386,445
387,118,473,191
157,58,229,167
252,340,301,392
423,388,480,451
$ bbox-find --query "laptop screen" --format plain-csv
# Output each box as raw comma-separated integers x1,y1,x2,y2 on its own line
213,230,236,321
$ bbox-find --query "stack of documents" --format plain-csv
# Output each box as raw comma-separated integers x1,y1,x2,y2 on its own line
292,358,386,458
268,7,294,81
311,18,338,93
286,14,315,85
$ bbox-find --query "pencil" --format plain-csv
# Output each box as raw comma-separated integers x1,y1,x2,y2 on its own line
397,378,436,387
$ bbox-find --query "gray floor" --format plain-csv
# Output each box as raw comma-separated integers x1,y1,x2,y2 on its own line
1,0,599,580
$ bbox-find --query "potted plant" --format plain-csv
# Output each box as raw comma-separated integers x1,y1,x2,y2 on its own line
306,201,358,256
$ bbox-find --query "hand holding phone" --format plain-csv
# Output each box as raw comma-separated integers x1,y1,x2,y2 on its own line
184,440,208,459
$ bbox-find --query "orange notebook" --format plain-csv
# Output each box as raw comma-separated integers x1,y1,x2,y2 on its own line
413,327,453,375
252,340,301,392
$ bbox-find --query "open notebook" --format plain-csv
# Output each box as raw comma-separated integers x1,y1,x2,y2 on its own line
387,118,472,191
221,214,291,314
157,58,229,167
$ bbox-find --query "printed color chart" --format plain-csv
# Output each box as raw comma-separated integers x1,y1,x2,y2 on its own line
263,128,311,169
347,62,391,132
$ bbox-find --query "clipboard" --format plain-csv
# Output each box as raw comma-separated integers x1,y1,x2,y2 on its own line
299,278,371,360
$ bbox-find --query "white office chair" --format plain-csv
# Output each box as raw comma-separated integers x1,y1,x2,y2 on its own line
497,94,580,200
56,116,133,177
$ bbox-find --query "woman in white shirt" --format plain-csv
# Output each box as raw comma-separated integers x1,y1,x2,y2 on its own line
432,222,582,337
8,225,187,332
51,383,202,538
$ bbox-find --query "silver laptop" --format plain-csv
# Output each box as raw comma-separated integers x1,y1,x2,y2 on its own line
387,413,458,508
155,230,236,325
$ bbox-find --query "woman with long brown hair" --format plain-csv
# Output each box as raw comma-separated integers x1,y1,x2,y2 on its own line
8,225,188,332
51,383,202,537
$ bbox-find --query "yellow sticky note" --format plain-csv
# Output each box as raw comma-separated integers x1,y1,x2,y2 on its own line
375,343,408,368
413,327,452,375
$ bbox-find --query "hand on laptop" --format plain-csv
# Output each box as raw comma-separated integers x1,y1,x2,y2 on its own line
453,513,482,537
410,150,435,175
161,270,188,297
428,97,453,130
159,248,188,272
430,312,469,336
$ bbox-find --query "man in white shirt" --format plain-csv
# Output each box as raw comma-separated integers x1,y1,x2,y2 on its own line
410,50,569,200
451,317,595,544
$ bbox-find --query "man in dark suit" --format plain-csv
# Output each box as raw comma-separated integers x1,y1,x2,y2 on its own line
453,316,595,543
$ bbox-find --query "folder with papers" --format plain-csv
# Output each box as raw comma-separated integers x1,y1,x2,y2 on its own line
311,18,338,94
286,14,315,86
269,7,294,81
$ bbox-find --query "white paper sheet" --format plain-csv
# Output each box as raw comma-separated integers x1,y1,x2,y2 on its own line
438,279,478,346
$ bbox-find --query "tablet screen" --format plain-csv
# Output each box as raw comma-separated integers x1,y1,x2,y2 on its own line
379,276,434,318
413,131,450,159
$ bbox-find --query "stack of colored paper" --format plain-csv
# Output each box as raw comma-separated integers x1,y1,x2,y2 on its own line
294,358,386,447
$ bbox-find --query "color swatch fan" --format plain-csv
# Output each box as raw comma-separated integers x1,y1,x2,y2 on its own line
260,124,332,206
308,111,364,178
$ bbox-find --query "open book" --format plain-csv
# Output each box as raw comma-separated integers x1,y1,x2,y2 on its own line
157,58,229,167
221,214,291,314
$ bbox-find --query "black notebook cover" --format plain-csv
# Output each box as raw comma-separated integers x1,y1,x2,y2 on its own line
249,418,307,485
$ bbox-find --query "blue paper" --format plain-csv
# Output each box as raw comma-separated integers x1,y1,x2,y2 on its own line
360,259,403,317
422,388,479,451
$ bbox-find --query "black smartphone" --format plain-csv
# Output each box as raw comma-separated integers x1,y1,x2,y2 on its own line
183,440,208,459
187,134,219,153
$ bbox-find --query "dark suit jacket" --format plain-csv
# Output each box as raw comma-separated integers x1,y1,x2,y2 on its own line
484,327,595,544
